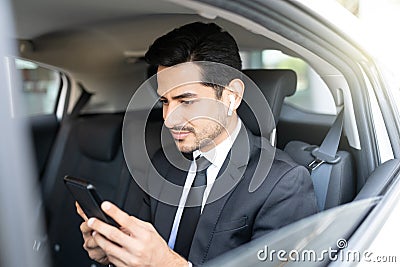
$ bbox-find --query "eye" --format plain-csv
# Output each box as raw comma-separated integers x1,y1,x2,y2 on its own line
159,99,168,105
181,100,194,105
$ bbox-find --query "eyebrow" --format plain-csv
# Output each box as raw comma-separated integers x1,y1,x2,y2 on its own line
159,92,198,100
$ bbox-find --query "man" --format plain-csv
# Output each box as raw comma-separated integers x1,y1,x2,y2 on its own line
77,22,318,266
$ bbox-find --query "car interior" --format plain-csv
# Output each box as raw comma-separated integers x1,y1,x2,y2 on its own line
9,0,399,266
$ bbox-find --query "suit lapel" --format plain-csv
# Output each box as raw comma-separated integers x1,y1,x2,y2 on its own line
188,127,257,264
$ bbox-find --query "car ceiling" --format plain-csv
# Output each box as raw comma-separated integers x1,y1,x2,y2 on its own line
11,0,194,39
11,0,283,52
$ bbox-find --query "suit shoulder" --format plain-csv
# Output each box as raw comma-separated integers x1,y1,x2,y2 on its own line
254,135,301,170
274,148,301,168
270,148,310,180
248,135,309,186
257,140,309,181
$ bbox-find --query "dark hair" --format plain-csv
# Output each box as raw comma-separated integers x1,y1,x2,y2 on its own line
145,22,242,98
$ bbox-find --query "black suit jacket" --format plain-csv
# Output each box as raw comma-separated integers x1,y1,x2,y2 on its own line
137,126,318,266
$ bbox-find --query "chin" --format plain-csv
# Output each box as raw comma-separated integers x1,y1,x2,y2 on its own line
175,140,196,153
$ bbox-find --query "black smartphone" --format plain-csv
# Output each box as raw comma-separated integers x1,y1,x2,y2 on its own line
64,175,119,227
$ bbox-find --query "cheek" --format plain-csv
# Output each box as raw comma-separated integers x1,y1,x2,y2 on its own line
190,118,208,131
192,118,221,134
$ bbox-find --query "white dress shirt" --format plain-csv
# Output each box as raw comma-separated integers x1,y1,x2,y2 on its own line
167,119,242,250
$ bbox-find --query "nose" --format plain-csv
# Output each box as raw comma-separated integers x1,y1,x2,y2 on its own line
163,103,186,129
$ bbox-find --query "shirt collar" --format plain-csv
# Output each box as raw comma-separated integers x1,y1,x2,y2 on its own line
193,118,242,169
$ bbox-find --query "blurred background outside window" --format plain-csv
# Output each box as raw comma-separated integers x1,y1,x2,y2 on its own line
241,0,400,116
16,59,60,116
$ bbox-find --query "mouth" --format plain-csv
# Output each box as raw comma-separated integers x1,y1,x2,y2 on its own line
170,130,192,140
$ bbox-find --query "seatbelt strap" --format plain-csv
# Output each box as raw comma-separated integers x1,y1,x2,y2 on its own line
42,83,92,202
308,108,344,210
70,83,93,118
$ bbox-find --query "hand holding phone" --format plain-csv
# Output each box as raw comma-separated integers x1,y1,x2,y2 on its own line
64,175,119,227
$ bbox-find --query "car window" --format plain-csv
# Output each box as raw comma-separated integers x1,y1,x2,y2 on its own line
15,58,61,116
241,50,336,115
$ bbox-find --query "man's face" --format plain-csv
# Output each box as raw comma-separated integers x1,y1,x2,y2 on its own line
157,64,231,153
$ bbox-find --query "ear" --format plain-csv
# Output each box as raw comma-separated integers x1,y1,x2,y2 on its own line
227,78,244,110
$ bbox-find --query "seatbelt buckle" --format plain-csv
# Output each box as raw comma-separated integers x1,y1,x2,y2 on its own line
307,147,341,172
307,158,325,171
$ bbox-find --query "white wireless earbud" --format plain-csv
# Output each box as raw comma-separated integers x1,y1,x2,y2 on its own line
227,95,235,116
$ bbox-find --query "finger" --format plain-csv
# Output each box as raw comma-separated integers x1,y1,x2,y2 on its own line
86,246,106,256
76,202,88,221
88,218,130,247
93,232,136,267
101,201,146,231
84,242,109,265
84,232,100,249
107,256,127,267
92,231,124,258
108,252,134,267
88,249,109,265
80,222,92,235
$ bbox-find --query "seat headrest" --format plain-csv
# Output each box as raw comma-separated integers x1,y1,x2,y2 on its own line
239,69,297,136
77,115,123,162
